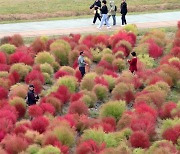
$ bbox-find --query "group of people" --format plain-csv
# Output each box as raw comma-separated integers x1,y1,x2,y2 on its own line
90,0,128,28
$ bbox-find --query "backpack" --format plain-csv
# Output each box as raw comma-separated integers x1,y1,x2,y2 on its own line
115,5,117,12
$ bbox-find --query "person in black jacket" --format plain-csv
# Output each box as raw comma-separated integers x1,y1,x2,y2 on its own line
26,85,39,106
90,0,101,24
120,0,127,25
97,0,111,29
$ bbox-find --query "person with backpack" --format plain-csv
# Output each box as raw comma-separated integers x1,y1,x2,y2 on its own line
97,0,111,29
120,0,128,25
107,1,117,26
26,84,39,106
90,0,101,24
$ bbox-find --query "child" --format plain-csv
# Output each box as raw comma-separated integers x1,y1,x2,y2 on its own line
97,0,111,29
127,52,137,74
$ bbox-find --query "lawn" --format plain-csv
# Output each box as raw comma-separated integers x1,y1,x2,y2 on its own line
0,0,179,22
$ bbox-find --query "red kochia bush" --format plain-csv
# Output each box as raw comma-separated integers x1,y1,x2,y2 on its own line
75,69,82,82
14,122,32,135
28,104,43,118
54,70,70,79
162,125,180,144
94,76,109,88
58,114,77,128
68,101,89,115
0,131,6,142
70,92,83,102
147,39,163,59
40,103,55,115
0,64,10,71
31,116,49,133
25,70,45,84
31,38,46,53
104,69,118,78
8,71,20,84
54,85,71,104
30,79,43,94
0,87,8,100
159,102,177,119
171,47,180,58
1,134,29,154
130,131,150,148
10,34,24,47
98,60,113,70
76,139,106,154
0,51,7,64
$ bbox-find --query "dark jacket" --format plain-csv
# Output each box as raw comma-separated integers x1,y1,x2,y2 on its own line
27,90,39,106
90,0,101,10
120,2,127,14
101,5,108,14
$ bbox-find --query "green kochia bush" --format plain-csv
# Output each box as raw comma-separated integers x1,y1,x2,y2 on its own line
50,39,71,65
40,63,54,75
47,76,78,94
26,144,41,154
138,54,156,68
37,145,61,154
35,51,55,65
10,63,32,81
99,100,126,121
93,84,108,101
0,43,16,54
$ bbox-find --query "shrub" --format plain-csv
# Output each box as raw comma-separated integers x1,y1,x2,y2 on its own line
1,134,29,154
31,116,49,133
99,100,126,121
117,113,132,130
0,51,7,64
93,84,108,101
94,76,109,88
25,70,45,85
10,34,24,47
130,131,150,148
0,43,16,54
112,82,135,103
8,71,20,84
53,125,75,147
103,75,116,91
10,63,31,81
101,54,115,64
159,102,177,119
60,66,75,76
40,103,55,115
0,86,8,100
50,39,71,65
76,139,105,154
43,72,52,84
9,96,26,118
138,54,156,68
112,58,126,72
123,24,138,35
40,96,62,113
28,105,43,118
68,101,89,115
40,63,54,75
54,76,77,93
35,51,55,65
115,40,132,56
26,144,41,154
30,79,43,94
81,90,97,107
37,145,61,154
80,77,95,91
68,49,79,66
148,140,178,154
31,37,46,53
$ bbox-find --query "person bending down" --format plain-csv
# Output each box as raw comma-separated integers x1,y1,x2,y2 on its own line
78,51,88,77
127,52,137,74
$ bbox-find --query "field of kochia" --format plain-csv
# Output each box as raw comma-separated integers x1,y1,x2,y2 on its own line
0,23,179,153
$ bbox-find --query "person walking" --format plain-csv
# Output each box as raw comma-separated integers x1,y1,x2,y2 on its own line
78,51,88,77
120,0,128,25
90,0,101,24
127,52,137,74
97,0,111,29
107,1,117,26
26,85,39,106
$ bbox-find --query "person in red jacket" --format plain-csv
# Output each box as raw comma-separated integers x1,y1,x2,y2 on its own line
127,52,137,74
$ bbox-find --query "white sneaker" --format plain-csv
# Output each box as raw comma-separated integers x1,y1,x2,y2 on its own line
97,26,101,29
107,26,111,29
92,23,95,25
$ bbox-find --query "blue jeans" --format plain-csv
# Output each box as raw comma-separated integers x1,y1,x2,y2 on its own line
107,15,116,25
99,14,110,28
